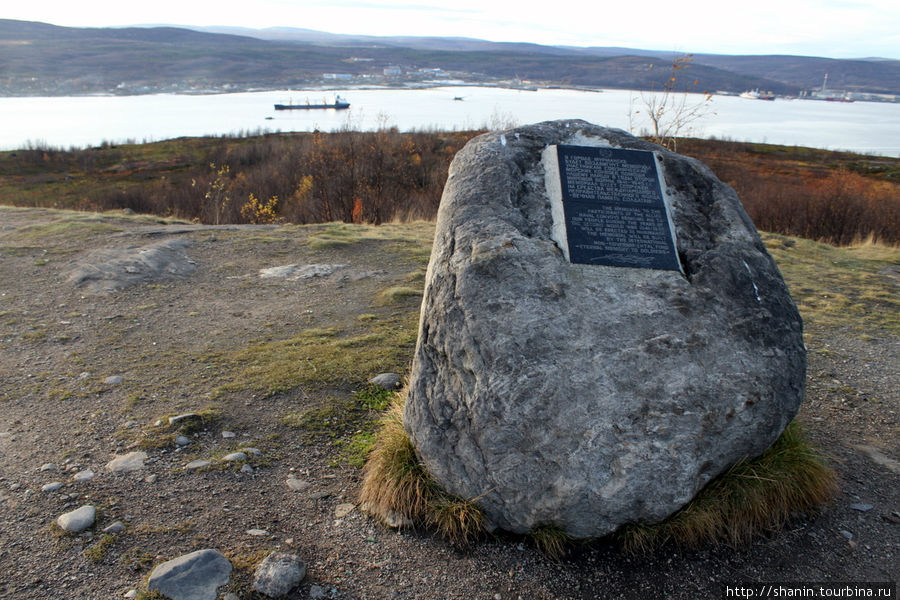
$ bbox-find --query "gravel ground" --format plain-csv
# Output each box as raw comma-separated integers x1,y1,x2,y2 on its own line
0,208,896,599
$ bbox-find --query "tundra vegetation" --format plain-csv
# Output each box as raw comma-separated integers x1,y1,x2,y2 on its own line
2,131,898,245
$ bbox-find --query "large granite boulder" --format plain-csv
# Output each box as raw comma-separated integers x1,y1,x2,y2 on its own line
403,120,805,539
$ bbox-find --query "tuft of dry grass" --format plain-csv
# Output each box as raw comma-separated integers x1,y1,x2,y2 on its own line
359,394,487,548
359,397,435,524
427,496,486,549
363,394,836,557
531,524,572,561
619,422,837,553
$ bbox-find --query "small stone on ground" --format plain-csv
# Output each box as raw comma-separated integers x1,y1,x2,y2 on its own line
57,505,96,533
72,469,94,482
103,521,126,534
368,372,401,390
106,451,147,472
251,552,307,598
286,478,310,492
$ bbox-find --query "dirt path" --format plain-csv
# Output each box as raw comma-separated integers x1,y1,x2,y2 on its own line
0,208,896,599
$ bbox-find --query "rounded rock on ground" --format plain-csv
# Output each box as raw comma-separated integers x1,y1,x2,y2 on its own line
147,548,232,600
368,372,402,390
41,481,63,493
103,521,126,534
72,469,94,482
104,375,124,385
175,435,191,446
286,478,310,492
251,552,307,598
185,459,211,470
57,505,96,533
222,452,247,462
39,462,57,472
106,451,147,472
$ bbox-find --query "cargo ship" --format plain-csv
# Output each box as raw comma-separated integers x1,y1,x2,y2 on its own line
274,95,350,110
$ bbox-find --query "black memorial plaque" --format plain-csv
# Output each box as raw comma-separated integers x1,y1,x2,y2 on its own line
555,145,681,271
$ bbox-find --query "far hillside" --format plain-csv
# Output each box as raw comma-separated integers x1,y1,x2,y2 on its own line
1,20,898,96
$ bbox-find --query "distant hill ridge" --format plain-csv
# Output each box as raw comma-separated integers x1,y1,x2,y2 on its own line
1,19,897,96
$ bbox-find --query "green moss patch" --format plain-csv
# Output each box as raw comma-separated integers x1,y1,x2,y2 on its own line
205,314,417,396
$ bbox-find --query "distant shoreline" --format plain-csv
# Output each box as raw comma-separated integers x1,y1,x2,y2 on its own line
3,82,897,104
0,81,611,99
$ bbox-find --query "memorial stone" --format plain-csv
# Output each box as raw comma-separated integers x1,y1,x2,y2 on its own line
401,120,806,539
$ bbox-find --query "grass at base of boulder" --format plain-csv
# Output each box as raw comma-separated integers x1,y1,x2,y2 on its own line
361,396,837,556
530,525,573,562
359,398,464,535
617,421,838,553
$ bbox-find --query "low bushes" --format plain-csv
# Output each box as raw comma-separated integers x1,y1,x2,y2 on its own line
4,133,897,245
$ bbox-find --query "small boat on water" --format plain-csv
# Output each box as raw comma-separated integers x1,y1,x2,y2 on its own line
740,89,776,101
274,95,350,111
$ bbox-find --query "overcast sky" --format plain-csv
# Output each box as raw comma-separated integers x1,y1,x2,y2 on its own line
6,0,899,59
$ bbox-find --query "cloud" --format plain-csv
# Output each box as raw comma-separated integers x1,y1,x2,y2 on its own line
4,0,899,58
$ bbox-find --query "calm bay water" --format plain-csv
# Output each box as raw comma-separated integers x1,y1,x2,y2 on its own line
1,86,898,156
